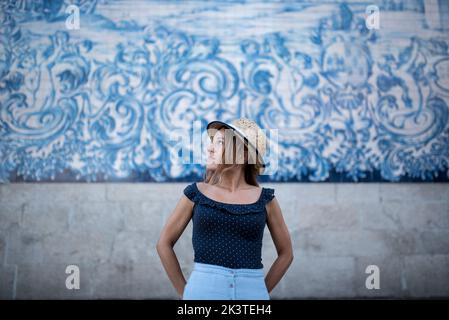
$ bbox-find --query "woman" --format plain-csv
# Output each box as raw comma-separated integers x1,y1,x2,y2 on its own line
156,118,294,300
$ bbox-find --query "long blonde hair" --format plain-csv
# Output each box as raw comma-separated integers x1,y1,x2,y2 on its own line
203,125,261,187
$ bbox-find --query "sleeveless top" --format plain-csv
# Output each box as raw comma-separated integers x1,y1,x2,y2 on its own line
183,182,275,269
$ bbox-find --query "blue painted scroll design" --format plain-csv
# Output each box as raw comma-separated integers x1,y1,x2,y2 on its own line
0,1,448,183
0,5,92,181
369,37,449,180
237,3,449,182
140,26,239,180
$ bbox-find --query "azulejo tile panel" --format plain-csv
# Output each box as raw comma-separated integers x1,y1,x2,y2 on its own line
0,0,448,182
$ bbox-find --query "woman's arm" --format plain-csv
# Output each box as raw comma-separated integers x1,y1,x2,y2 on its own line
265,197,294,293
156,194,194,299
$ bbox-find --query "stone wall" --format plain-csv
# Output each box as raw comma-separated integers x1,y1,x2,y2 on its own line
1,183,448,299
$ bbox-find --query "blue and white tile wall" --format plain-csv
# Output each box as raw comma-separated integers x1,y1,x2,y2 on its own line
1,0,448,183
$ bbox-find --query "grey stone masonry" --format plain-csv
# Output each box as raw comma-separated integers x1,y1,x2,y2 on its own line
0,183,448,299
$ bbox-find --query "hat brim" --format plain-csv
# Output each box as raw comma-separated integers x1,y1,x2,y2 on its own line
206,120,266,170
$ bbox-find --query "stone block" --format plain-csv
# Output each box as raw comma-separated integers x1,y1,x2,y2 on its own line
280,254,355,298
403,255,449,297
15,263,94,299
354,255,405,297
0,265,16,299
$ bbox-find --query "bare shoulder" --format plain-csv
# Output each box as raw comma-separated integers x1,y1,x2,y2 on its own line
266,194,280,220
197,181,206,193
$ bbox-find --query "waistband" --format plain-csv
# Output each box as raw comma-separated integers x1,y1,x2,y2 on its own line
193,262,264,277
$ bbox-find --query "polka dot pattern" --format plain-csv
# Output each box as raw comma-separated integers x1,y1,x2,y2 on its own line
183,182,275,269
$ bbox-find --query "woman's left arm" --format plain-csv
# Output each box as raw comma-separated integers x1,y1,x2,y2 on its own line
264,197,294,293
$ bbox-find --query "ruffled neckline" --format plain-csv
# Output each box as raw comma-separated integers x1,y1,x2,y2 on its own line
192,182,267,215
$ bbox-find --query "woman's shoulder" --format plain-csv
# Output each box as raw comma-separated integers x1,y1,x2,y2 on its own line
261,186,275,204
183,182,199,202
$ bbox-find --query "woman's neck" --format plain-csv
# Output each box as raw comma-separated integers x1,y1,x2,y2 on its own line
215,167,249,192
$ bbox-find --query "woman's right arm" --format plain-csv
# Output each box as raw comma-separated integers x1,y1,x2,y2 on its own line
156,193,194,299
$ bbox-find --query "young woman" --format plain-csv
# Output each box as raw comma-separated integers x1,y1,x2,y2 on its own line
156,118,294,300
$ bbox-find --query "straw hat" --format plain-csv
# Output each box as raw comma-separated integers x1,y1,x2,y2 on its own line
206,118,267,174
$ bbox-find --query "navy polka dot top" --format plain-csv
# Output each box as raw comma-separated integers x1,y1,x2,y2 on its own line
183,182,275,269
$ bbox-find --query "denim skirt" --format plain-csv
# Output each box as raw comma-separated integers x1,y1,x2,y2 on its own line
182,262,270,300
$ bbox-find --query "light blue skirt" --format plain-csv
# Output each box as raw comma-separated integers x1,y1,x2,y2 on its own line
182,262,270,300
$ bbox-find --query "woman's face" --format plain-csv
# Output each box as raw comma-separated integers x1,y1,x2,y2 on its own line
206,128,225,169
